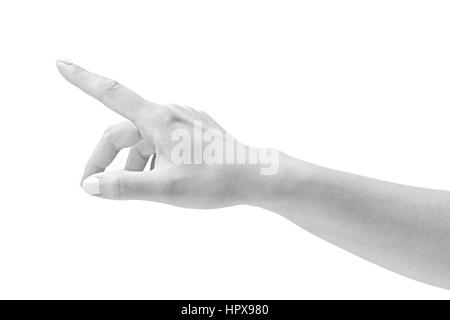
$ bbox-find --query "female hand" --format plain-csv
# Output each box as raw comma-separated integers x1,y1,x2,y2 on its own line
57,58,450,289
56,58,278,209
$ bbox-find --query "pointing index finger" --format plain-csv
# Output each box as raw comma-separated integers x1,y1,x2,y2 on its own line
56,58,156,123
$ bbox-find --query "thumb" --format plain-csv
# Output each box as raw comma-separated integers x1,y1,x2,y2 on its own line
81,170,171,201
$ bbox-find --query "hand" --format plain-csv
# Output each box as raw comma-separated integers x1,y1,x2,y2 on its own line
56,58,278,209
56,59,450,289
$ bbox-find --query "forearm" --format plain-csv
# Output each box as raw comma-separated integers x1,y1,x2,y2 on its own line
250,151,450,289
57,59,450,289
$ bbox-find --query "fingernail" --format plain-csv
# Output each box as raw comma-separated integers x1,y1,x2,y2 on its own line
56,56,73,65
82,176,101,195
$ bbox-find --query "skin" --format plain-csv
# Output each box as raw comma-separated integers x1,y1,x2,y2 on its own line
56,58,450,290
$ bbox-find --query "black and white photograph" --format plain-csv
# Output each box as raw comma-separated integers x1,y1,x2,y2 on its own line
1,0,450,303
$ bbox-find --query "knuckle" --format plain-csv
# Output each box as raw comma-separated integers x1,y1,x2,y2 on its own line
98,78,121,101
102,125,120,147
103,125,117,138
155,107,180,126
107,172,130,200
198,110,212,122
162,111,177,125
116,174,128,199
112,175,124,199
197,110,210,121
135,144,151,159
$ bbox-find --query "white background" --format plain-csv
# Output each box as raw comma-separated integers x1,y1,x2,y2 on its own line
0,0,450,299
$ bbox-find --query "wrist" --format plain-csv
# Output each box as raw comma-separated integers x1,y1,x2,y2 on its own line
241,150,317,209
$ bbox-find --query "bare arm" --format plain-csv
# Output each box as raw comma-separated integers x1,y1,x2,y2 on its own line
253,153,450,289
56,58,450,290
